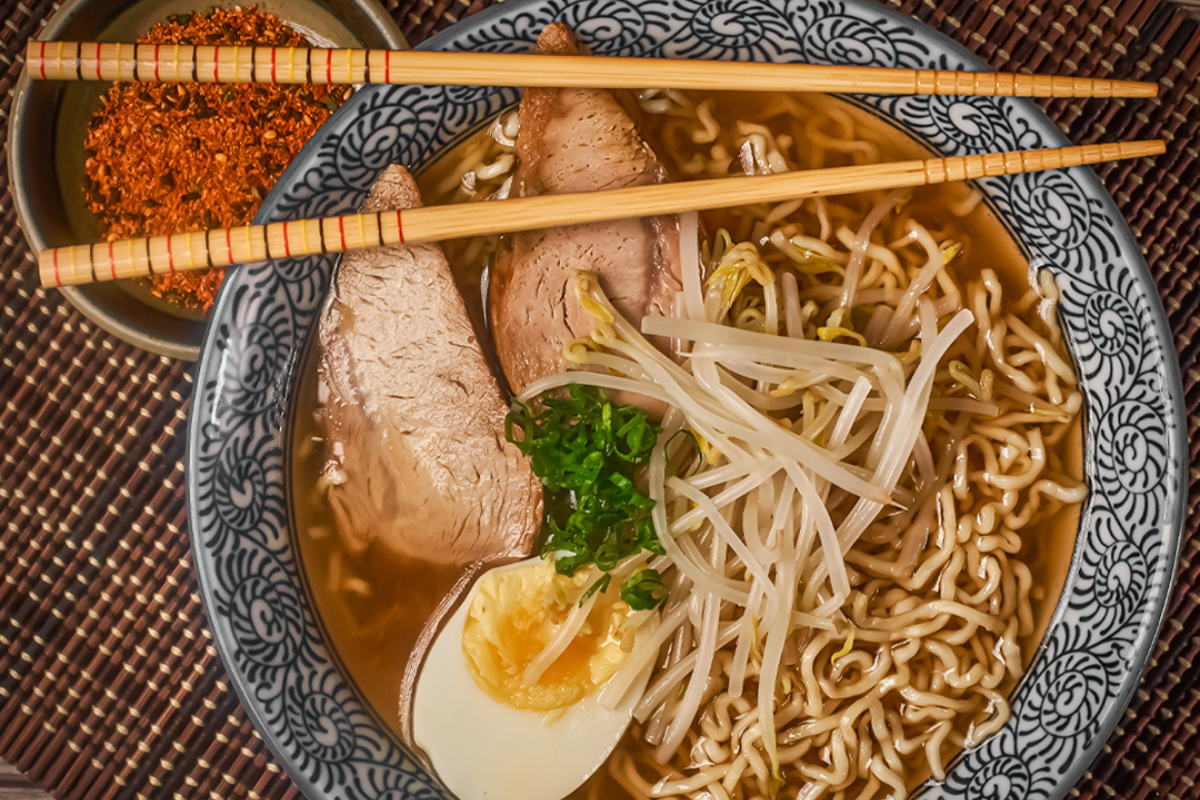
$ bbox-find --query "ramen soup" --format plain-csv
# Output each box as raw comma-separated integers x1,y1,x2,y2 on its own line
293,85,1084,800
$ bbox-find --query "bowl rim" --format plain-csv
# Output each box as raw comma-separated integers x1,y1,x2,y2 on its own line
6,0,407,361
187,0,1189,798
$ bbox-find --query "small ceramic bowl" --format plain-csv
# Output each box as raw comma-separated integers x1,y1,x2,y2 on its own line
7,0,405,360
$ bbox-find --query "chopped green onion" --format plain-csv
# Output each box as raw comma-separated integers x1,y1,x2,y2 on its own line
621,569,668,610
580,574,612,604
505,384,664,607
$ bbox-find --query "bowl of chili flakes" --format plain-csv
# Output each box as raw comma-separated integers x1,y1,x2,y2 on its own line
8,0,404,360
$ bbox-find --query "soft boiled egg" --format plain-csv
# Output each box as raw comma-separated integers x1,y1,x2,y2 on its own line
413,556,653,800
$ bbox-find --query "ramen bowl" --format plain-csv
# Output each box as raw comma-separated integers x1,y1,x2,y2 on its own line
186,1,1186,798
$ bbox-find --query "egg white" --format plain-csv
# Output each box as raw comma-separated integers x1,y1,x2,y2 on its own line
413,558,651,800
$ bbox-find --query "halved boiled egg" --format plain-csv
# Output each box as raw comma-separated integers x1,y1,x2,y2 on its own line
413,556,652,800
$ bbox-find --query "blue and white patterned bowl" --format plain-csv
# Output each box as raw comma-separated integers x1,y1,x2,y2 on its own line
186,1,1187,798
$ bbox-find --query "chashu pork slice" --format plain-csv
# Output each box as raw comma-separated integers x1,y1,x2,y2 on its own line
318,164,542,568
489,22,683,400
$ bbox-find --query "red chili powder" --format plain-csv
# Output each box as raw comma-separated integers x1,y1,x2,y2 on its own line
83,6,346,312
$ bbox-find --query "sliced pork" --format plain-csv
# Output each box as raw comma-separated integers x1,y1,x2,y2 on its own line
318,165,543,568
489,23,683,398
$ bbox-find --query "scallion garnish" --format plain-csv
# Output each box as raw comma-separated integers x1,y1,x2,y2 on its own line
621,568,668,610
505,384,665,607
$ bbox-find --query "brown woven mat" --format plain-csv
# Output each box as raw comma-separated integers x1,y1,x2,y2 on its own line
0,0,1197,798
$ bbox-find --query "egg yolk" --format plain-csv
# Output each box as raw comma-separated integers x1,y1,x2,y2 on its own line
461,560,633,712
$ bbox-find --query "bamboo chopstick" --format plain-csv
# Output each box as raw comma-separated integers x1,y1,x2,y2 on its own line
38,139,1165,290
25,41,1158,98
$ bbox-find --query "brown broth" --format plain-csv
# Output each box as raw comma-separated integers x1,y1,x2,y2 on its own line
292,365,465,736
290,90,1082,787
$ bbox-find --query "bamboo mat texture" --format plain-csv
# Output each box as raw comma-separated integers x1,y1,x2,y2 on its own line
0,0,1197,798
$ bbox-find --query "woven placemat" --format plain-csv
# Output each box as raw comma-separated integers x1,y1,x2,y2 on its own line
0,0,1196,798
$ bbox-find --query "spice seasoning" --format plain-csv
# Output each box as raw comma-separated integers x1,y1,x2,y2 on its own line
83,6,347,312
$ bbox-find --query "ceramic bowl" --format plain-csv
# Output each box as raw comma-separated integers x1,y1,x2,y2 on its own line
7,0,405,360
187,0,1187,798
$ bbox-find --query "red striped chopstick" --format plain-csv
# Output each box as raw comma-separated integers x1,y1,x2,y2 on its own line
38,140,1166,289
25,41,1159,98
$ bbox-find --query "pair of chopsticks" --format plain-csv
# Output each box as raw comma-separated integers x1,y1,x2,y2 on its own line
26,41,1163,289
